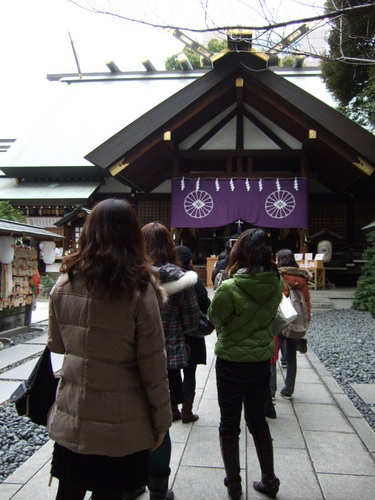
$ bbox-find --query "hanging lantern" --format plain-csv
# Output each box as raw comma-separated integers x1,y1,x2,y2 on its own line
0,236,15,264
42,241,56,265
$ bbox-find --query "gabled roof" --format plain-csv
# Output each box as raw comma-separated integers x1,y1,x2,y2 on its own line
54,207,91,227
0,178,103,205
85,51,375,194
0,219,63,240
0,73,199,178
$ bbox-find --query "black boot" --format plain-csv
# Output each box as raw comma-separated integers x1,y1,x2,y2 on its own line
122,486,146,500
252,426,280,498
148,468,174,500
171,405,181,422
265,396,277,419
219,435,242,500
181,394,199,423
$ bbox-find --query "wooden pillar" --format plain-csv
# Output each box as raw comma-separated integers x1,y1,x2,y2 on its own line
299,152,310,253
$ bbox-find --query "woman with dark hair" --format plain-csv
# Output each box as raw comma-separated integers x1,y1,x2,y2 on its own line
142,223,200,500
275,249,311,400
175,245,211,423
47,199,172,500
208,228,282,499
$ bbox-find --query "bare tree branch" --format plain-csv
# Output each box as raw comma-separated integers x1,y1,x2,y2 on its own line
66,0,375,64
66,1,375,33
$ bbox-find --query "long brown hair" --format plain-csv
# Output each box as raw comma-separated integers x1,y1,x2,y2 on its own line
60,199,153,296
142,222,179,266
227,228,278,274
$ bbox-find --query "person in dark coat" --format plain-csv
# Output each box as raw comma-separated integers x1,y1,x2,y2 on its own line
211,241,231,284
175,245,211,423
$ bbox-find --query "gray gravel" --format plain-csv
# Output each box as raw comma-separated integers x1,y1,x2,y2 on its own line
0,309,374,483
306,308,375,430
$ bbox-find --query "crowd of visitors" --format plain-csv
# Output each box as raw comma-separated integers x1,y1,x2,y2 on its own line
44,198,311,500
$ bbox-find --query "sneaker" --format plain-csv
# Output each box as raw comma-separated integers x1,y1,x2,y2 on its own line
280,391,293,400
281,361,287,369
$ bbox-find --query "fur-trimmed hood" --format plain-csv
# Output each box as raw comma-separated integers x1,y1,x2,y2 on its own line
155,263,198,297
150,273,169,307
278,266,311,280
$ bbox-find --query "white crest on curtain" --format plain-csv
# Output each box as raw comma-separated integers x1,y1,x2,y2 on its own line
258,179,263,192
195,177,200,191
276,178,281,191
215,178,220,191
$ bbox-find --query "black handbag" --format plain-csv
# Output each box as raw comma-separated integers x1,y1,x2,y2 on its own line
198,312,215,336
9,346,59,426
187,311,215,337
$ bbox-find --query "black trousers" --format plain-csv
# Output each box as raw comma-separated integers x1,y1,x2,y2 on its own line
216,357,270,436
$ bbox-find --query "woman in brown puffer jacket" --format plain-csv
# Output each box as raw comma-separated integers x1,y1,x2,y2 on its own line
276,249,311,400
47,199,172,500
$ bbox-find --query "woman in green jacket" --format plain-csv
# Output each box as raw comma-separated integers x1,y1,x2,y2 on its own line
208,228,282,500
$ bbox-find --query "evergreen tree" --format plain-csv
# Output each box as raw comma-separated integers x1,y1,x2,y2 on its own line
353,229,375,316
321,0,375,130
0,201,25,222
165,38,227,70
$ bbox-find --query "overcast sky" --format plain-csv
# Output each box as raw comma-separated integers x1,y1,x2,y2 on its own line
0,0,326,137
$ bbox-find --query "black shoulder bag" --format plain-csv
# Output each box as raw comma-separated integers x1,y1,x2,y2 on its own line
9,346,59,426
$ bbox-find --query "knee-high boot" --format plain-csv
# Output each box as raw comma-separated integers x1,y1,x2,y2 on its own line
252,427,280,498
148,467,174,500
181,394,199,423
219,435,242,500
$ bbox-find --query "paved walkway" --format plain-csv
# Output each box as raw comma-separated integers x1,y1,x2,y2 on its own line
0,303,375,499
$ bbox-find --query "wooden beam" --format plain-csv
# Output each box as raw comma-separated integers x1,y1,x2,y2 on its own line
190,108,237,150
243,108,292,150
302,129,317,153
236,78,244,150
300,153,309,178
179,149,300,158
109,159,129,177
164,131,178,153
246,156,254,176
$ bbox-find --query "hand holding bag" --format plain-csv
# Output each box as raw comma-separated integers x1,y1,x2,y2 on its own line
9,346,58,426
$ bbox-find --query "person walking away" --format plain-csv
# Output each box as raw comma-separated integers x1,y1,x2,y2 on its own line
47,199,172,500
142,223,201,500
208,229,282,499
175,245,211,423
212,240,231,284
276,249,311,400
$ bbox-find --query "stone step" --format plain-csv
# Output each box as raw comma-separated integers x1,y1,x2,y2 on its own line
311,296,333,311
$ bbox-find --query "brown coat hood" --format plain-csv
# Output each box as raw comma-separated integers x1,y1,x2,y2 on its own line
278,266,312,322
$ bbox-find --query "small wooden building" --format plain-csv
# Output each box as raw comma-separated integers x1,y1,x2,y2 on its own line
0,219,62,332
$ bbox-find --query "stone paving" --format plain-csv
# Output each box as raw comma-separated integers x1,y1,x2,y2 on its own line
0,301,374,499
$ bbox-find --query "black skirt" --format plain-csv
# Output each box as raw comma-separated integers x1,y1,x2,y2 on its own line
51,442,149,492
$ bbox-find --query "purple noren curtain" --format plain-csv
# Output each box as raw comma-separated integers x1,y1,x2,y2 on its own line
171,178,309,228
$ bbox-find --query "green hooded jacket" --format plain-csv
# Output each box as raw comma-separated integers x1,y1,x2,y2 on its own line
208,271,282,363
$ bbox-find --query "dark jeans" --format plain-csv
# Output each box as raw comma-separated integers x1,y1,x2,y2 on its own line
148,430,171,477
168,368,185,406
182,363,197,397
216,357,270,436
278,335,298,395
